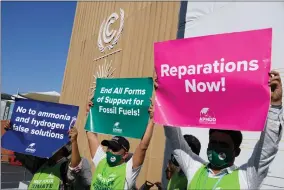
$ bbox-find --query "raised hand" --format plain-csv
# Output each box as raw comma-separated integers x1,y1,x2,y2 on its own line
269,70,282,106
4,121,12,131
69,127,78,143
86,99,94,116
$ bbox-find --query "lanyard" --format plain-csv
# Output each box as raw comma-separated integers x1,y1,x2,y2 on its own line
203,170,226,190
212,173,226,190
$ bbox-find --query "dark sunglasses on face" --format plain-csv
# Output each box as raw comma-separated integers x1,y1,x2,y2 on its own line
108,146,121,152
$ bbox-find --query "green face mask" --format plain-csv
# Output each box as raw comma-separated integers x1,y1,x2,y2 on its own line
207,147,233,169
106,151,122,167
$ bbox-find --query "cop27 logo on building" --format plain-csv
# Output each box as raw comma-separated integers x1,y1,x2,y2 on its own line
97,9,124,53
199,108,216,124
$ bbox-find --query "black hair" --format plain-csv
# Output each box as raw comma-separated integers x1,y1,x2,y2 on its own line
209,129,243,148
183,134,201,155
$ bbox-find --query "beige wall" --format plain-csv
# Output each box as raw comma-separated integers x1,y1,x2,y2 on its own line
60,2,180,186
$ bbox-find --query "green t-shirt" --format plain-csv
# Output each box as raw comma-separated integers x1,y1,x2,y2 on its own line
91,158,127,190
188,165,240,190
28,162,63,190
167,171,188,190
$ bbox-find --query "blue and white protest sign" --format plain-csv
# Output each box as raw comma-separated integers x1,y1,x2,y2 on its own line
1,99,79,158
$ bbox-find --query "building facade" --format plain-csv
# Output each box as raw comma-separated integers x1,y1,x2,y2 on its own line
59,2,181,186
60,1,284,188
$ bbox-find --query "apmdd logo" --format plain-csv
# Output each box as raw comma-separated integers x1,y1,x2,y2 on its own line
25,143,36,153
113,122,122,134
199,108,216,124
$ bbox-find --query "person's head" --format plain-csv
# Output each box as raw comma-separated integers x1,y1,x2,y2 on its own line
207,129,243,170
166,134,201,179
171,134,201,164
101,136,130,167
183,134,201,155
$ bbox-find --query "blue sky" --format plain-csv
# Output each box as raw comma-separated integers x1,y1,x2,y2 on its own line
1,1,77,95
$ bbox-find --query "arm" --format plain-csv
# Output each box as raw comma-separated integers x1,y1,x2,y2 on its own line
85,100,106,166
164,126,206,178
243,71,283,188
67,127,92,187
87,131,100,159
124,103,155,189
69,127,81,168
85,100,100,159
132,119,155,169
242,106,283,189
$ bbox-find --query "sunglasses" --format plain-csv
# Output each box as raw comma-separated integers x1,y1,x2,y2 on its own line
108,145,128,153
108,146,120,152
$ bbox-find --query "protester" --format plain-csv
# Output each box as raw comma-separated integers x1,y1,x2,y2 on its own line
166,135,201,190
4,121,92,190
155,70,283,189
86,99,155,189
153,135,201,190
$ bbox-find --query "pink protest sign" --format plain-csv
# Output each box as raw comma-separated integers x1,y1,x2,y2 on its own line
154,28,272,131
